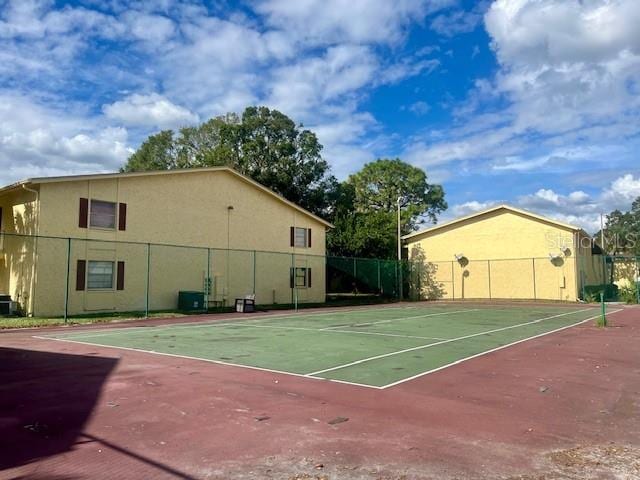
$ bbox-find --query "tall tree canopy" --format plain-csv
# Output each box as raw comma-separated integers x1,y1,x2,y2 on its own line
328,159,447,258
122,107,337,217
598,197,640,255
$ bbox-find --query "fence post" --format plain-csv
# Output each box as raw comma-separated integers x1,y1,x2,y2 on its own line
353,257,357,283
487,259,491,300
64,237,71,323
451,260,455,300
253,250,257,295
206,248,211,310
145,243,151,317
532,258,537,300
377,259,381,293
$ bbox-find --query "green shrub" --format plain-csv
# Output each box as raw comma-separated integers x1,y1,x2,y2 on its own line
583,291,599,303
618,284,639,304
583,284,619,301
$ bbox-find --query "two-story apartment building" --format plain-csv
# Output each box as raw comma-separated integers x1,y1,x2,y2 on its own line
0,167,332,317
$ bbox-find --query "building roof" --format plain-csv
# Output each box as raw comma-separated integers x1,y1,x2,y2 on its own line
403,204,586,241
0,166,333,228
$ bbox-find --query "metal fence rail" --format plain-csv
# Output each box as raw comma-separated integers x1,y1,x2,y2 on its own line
0,232,410,319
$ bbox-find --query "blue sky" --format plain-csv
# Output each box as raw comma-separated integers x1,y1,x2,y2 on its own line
1,0,639,232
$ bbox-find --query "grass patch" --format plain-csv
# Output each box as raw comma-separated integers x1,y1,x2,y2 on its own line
0,311,188,330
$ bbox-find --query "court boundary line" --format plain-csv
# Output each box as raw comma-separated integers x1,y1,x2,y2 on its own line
319,308,479,330
36,304,416,338
31,306,618,390
32,335,384,390
305,307,595,377
378,308,624,389
47,307,475,340
220,323,448,341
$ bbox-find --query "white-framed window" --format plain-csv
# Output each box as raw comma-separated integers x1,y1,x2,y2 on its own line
90,200,117,229
87,261,114,289
294,227,308,247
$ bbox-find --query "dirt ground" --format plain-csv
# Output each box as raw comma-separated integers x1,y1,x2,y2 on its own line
1,303,638,479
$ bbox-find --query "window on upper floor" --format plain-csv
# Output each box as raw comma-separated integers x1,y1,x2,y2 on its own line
291,227,311,248
90,200,117,229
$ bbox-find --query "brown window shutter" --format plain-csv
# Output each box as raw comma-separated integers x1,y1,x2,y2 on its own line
116,261,125,290
0,206,3,231
290,226,295,247
118,203,127,231
307,229,312,248
76,260,86,291
290,268,294,288
307,268,312,288
79,198,89,228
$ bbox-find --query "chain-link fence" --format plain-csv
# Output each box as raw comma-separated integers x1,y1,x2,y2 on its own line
0,232,411,319
582,255,640,303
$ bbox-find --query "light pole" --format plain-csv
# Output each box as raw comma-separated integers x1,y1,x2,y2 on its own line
397,196,403,300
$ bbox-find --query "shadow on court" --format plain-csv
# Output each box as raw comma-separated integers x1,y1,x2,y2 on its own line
0,347,117,471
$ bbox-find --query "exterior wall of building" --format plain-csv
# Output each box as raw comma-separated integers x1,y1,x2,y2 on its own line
0,188,40,315
406,209,582,301
5,169,327,317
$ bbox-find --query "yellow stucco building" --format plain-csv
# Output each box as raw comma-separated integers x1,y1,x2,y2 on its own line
403,205,604,302
0,167,332,317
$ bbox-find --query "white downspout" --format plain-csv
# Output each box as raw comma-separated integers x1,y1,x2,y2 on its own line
21,184,40,316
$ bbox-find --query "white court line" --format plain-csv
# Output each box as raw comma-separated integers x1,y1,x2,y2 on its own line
305,307,595,377
48,304,433,340
33,335,384,390
32,307,621,391
319,308,479,330
379,308,624,389
219,323,446,341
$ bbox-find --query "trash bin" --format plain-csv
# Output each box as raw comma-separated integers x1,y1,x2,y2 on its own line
235,298,255,313
178,291,206,312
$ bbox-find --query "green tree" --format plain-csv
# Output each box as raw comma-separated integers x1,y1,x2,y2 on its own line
123,130,178,171
599,197,640,255
328,159,447,258
348,158,446,229
122,107,336,217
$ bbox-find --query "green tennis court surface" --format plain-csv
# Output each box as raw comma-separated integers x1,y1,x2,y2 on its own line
41,304,601,389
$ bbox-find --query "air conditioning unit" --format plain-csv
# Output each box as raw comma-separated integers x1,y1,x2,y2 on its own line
0,300,19,316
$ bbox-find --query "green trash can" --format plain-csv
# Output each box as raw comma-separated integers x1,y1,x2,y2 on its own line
178,291,206,312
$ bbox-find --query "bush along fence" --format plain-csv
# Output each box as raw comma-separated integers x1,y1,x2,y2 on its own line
582,255,640,303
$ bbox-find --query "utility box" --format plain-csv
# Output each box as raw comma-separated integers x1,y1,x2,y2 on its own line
235,297,256,313
178,291,206,312
0,294,18,316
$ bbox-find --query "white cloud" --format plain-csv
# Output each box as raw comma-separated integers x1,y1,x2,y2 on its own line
255,0,454,46
449,200,500,218
408,101,431,116
430,2,487,37
601,174,640,209
446,173,640,234
103,93,199,128
403,0,640,177
0,93,132,185
485,0,640,134
514,174,640,232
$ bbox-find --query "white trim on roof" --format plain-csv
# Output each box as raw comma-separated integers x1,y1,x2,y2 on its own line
0,167,333,228
403,204,582,241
